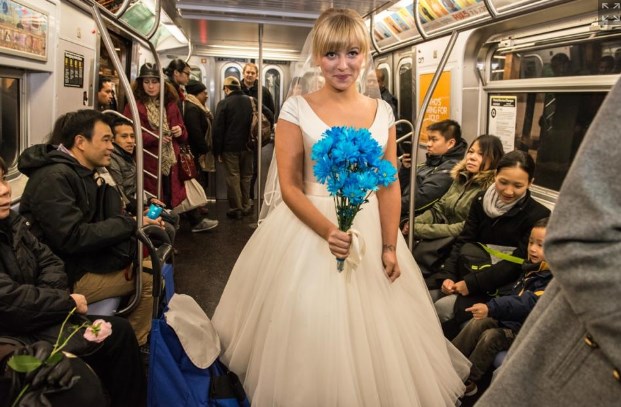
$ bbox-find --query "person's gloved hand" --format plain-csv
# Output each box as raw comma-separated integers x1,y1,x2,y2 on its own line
10,341,79,407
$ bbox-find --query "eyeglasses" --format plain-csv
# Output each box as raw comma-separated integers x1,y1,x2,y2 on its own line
182,70,191,76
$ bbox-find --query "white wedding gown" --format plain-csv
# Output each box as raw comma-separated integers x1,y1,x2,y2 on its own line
212,96,470,406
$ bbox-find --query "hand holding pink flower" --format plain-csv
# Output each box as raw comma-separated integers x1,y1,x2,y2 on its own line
7,308,113,406
83,319,113,343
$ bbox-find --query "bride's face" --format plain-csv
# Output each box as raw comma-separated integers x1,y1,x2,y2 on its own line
318,46,365,91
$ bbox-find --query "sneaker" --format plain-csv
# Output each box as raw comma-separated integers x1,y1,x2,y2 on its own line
463,380,478,397
191,218,219,232
226,209,243,219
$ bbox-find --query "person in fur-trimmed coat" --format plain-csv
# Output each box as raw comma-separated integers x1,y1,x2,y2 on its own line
407,135,504,240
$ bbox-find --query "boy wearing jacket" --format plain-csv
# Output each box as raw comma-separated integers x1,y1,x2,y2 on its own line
451,218,551,396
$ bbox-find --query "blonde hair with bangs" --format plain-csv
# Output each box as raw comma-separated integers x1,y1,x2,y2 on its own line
311,8,369,64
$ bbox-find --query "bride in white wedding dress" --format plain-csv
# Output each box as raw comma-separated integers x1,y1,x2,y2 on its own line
212,8,470,406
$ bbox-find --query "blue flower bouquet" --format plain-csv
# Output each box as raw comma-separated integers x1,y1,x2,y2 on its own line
312,126,397,271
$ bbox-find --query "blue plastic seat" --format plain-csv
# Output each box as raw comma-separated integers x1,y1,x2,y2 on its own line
87,297,122,316
493,351,508,368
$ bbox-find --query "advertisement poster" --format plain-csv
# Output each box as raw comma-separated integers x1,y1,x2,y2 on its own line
488,95,517,152
0,0,48,61
418,71,451,144
383,15,404,35
64,51,84,88
418,0,487,31
399,4,416,26
373,20,394,41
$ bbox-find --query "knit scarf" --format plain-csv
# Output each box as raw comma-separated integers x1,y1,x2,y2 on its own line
185,94,214,155
482,183,525,218
185,94,208,113
145,98,176,176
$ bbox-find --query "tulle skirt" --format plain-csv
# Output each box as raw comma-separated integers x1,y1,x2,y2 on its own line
212,186,470,406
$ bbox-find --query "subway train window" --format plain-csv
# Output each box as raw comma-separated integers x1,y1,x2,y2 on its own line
489,91,606,191
0,73,20,178
491,38,621,80
224,65,241,80
397,58,412,124
190,66,202,81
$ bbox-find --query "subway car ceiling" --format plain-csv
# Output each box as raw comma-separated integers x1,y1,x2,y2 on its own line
0,0,618,207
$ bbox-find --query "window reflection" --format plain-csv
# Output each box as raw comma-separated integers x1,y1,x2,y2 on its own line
398,60,412,124
0,76,19,175
265,68,280,117
491,38,621,80
491,91,606,190
224,66,241,80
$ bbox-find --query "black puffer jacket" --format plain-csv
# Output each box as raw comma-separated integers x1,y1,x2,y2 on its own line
0,211,74,335
183,99,211,157
18,144,136,285
401,139,468,217
430,190,550,294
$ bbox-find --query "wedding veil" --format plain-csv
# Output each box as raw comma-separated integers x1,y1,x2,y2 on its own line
258,14,381,223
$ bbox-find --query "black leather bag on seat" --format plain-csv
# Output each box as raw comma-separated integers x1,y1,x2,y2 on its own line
412,236,456,277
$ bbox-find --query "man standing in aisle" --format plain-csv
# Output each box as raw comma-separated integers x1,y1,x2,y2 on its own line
213,76,254,219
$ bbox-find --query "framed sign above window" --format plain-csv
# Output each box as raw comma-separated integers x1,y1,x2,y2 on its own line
0,0,48,62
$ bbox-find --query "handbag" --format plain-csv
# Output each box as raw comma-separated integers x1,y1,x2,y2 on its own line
179,145,198,181
412,236,456,277
172,179,209,215
247,96,271,151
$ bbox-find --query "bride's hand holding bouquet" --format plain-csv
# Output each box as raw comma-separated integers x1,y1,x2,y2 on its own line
312,126,397,273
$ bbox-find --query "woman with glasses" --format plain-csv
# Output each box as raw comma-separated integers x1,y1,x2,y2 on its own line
164,58,192,112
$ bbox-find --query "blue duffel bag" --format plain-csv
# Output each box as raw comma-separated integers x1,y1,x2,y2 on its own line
147,294,249,407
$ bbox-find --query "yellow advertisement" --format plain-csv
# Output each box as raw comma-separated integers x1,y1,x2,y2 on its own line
418,71,451,143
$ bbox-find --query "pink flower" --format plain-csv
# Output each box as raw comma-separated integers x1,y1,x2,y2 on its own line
83,319,113,343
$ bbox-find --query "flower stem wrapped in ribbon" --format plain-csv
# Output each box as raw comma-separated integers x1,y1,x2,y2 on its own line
312,126,397,272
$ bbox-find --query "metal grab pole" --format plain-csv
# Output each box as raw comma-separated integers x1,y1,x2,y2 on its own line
91,3,143,315
256,24,264,220
407,30,458,250
145,0,161,40
87,0,163,315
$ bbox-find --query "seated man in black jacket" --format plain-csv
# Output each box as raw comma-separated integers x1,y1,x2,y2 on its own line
400,119,467,225
0,156,146,406
17,109,160,347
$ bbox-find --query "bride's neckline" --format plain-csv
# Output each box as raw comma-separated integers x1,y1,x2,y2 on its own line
298,96,380,130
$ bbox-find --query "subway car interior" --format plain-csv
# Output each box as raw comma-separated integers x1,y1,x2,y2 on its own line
0,0,619,404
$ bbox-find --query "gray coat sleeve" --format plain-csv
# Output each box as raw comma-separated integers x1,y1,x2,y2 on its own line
543,78,621,372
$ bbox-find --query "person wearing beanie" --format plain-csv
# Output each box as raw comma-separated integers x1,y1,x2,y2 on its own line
184,79,217,198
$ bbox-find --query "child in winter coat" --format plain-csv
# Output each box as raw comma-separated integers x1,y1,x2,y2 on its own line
451,218,551,397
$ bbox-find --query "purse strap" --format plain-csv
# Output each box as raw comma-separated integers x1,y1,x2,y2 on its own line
249,96,257,113
477,243,524,265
